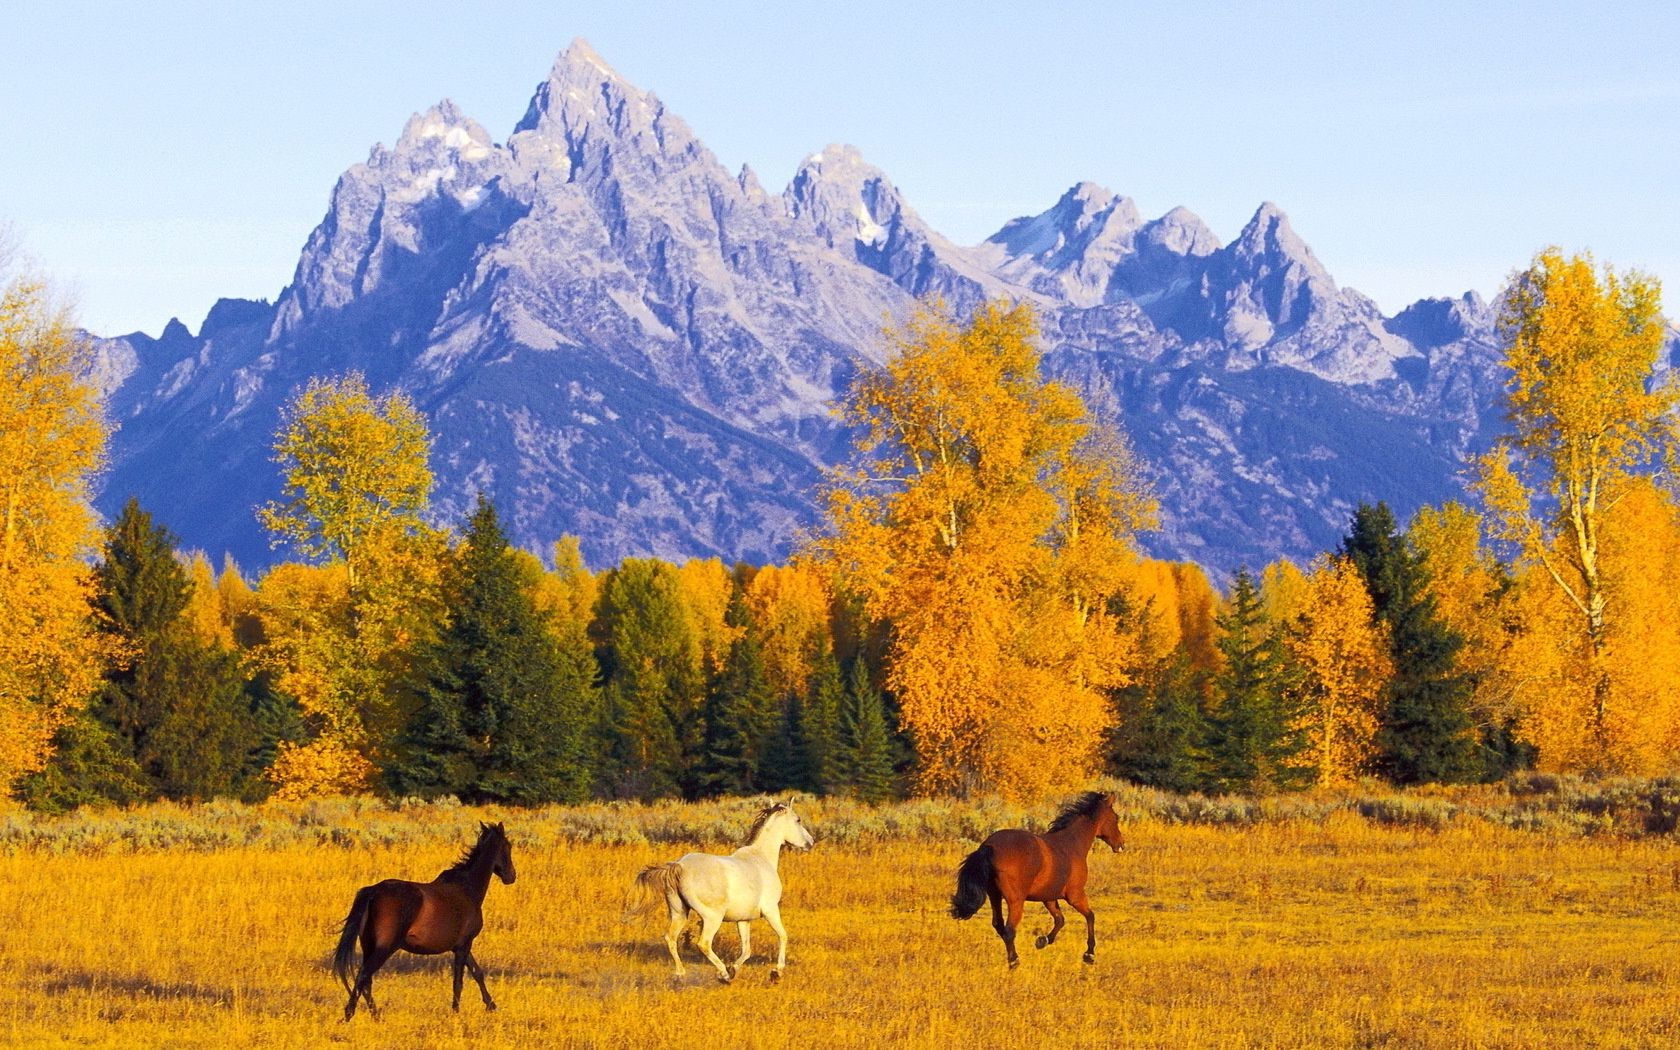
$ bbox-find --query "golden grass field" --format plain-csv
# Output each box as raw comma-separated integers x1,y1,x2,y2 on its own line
1,789,1677,1049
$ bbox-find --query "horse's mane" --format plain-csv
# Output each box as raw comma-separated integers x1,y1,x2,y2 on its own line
741,802,788,846
1046,791,1110,834
441,822,506,880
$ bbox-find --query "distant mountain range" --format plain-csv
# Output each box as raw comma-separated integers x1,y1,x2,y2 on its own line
85,39,1677,576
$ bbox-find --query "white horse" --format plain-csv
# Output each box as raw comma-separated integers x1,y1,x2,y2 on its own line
632,800,815,982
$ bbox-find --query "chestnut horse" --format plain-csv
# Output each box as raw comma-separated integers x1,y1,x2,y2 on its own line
950,791,1124,968
332,821,516,1020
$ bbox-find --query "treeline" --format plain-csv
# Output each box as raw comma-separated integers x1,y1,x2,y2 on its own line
5,249,1679,808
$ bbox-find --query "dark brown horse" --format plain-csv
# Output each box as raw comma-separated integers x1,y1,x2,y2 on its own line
950,791,1124,968
332,821,515,1020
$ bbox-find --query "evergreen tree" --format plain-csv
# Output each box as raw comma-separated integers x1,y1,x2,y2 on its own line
757,693,801,794
1207,569,1310,793
389,497,593,803
697,624,776,796
794,642,846,793
595,559,701,798
1110,648,1213,794
1340,502,1482,784
840,657,895,802
38,498,259,805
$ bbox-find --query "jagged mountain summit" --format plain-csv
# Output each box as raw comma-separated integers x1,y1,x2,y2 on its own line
93,38,1542,575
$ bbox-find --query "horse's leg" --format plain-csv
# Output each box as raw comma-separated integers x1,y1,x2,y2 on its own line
451,949,467,1011
1002,896,1024,969
1065,884,1097,964
464,948,496,1010
696,909,733,983
350,926,399,1021
662,898,688,977
730,921,752,978
1035,900,1065,950
762,901,788,981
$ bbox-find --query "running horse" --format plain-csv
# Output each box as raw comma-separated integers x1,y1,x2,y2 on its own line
630,800,815,982
332,821,516,1020
950,791,1124,968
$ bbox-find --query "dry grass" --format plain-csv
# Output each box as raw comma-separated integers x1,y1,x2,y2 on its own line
0,794,1676,1049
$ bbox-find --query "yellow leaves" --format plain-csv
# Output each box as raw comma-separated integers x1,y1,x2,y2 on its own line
0,267,110,790
814,301,1156,798
744,562,832,699
264,737,376,801
258,372,432,591
1286,556,1392,787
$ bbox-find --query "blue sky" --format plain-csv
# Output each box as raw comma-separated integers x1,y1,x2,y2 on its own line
5,1,1678,336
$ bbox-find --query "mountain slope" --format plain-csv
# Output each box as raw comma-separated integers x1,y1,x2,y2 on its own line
92,39,1548,575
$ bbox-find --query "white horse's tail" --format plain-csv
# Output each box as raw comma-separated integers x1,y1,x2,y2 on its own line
625,862,687,923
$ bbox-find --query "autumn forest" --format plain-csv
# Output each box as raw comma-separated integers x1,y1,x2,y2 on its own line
3,248,1678,811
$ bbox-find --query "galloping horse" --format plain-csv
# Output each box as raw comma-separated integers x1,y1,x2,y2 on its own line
632,800,816,982
950,791,1124,968
332,821,516,1020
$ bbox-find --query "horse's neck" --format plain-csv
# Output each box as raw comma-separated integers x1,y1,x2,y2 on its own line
452,850,499,899
1046,818,1100,856
736,833,784,869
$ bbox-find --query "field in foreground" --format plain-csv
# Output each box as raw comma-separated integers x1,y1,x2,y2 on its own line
0,789,1677,1049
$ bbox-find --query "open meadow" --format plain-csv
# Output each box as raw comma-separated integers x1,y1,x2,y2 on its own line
1,783,1677,1049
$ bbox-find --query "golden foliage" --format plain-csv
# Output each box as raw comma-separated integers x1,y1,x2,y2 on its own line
676,558,738,678
0,270,110,789
744,562,833,698
1286,556,1392,786
258,372,432,592
263,737,377,801
1476,249,1673,767
813,302,1156,798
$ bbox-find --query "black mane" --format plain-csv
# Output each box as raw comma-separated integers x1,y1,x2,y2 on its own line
442,822,506,879
742,802,788,846
1046,791,1109,834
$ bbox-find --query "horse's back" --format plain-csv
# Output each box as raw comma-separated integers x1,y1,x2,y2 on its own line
984,829,1072,901
677,850,774,921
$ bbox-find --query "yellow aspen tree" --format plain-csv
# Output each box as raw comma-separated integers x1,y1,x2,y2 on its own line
0,269,111,790
1476,249,1672,767
1171,561,1220,675
812,302,1156,798
1408,502,1525,744
1286,556,1392,786
180,552,233,649
676,558,739,679
259,372,432,594
1260,557,1309,626
744,562,833,699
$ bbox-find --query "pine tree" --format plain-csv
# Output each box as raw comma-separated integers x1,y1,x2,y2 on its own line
840,657,896,802
1110,648,1213,794
595,559,703,798
37,498,258,805
1207,569,1309,793
1340,502,1482,784
389,497,593,803
795,642,846,793
698,625,776,796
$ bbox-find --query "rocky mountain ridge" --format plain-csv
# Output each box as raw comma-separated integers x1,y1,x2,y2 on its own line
89,38,1653,576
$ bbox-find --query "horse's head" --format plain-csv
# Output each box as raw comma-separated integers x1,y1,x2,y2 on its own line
770,801,816,852
1095,794,1125,853
485,822,517,884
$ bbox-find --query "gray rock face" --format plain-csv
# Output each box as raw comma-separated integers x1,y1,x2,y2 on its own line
91,38,1526,576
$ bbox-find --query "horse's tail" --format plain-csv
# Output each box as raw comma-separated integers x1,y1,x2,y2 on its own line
950,843,995,920
624,862,687,923
333,886,373,992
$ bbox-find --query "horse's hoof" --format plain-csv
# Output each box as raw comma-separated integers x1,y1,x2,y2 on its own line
770,969,782,982
485,1002,498,1012
1035,935,1049,949
1082,952,1095,965
1008,957,1020,970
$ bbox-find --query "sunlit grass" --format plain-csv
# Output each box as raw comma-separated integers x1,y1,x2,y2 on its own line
0,791,1676,1048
